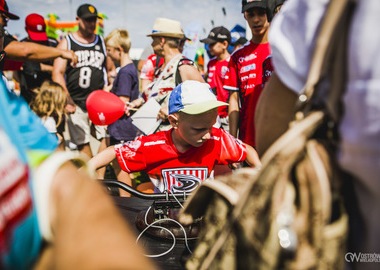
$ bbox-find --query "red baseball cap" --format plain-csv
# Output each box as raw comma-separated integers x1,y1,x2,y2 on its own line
25,13,47,41
0,0,19,20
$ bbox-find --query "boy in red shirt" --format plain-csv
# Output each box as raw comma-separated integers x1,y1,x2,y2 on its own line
224,0,271,148
201,26,231,132
89,80,260,193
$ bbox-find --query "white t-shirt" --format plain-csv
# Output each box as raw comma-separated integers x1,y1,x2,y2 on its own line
41,116,57,134
270,0,380,254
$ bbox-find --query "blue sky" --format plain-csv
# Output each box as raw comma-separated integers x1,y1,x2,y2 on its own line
6,0,245,49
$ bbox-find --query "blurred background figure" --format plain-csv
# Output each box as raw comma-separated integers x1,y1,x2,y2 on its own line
201,26,231,132
104,28,140,195
17,13,58,104
30,80,67,150
52,3,111,166
225,0,272,149
231,36,248,52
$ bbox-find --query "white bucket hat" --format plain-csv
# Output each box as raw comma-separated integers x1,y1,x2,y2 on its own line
147,17,184,39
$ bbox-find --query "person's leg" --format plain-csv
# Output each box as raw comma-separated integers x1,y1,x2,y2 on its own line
93,125,108,178
112,158,135,197
67,106,92,157
77,143,93,159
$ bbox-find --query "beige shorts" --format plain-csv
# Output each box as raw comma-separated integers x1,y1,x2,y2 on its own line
67,106,106,146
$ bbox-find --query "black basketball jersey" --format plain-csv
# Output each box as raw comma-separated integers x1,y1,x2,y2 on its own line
65,33,107,110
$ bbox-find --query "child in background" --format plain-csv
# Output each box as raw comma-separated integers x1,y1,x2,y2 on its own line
225,0,272,148
89,80,261,194
200,26,231,132
104,29,140,194
30,80,67,150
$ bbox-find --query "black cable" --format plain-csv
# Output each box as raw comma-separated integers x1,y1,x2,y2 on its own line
101,179,190,200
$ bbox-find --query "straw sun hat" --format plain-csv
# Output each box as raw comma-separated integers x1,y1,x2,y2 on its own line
147,17,184,39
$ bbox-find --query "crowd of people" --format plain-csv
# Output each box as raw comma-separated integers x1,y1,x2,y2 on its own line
1,0,379,269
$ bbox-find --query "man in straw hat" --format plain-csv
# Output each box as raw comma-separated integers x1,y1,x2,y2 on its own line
130,18,204,132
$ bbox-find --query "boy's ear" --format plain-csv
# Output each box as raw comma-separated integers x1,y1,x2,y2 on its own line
168,114,179,129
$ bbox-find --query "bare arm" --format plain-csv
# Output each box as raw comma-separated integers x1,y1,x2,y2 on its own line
5,40,77,63
244,143,261,167
88,146,117,170
52,38,77,113
105,55,116,87
40,63,53,73
118,95,130,104
52,38,69,92
255,72,297,157
178,64,205,82
140,78,152,97
228,91,240,137
137,59,145,73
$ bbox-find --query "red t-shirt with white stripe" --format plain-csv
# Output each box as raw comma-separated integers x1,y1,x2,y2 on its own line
207,56,230,118
115,128,247,193
223,41,271,147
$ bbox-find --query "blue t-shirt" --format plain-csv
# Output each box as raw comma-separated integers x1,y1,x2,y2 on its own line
0,79,58,269
108,63,140,142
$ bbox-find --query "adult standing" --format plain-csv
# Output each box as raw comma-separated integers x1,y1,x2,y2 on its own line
0,1,77,76
136,17,204,131
224,0,271,148
256,0,380,269
18,13,58,104
53,3,110,159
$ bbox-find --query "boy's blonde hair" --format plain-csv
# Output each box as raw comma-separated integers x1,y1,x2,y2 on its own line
105,29,131,53
30,80,67,127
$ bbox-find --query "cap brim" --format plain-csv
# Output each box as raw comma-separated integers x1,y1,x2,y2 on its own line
0,10,19,20
232,37,248,46
242,3,266,13
27,30,48,41
147,32,184,39
79,14,101,19
200,38,217,44
180,100,228,115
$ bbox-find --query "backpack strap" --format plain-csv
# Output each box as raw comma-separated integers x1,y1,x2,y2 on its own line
296,0,356,123
175,57,195,86
154,55,163,75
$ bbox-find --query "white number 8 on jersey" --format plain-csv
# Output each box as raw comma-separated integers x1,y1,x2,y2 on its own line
79,67,92,88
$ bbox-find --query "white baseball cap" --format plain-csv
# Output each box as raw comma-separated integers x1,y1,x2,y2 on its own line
168,80,228,115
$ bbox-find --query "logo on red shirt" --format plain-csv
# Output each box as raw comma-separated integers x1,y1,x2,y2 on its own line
162,167,208,193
